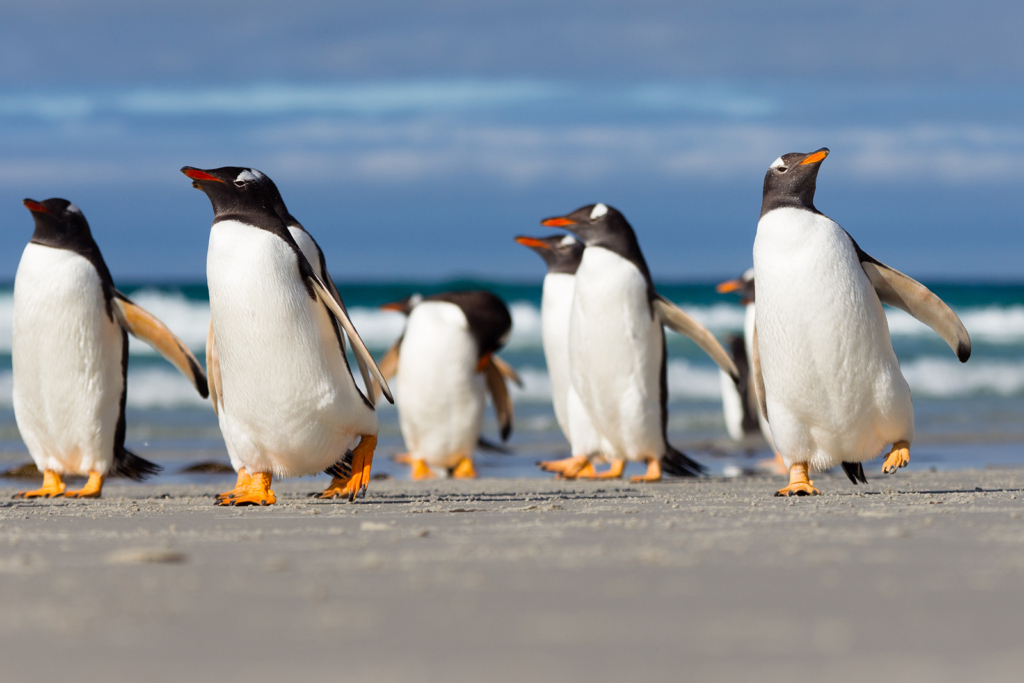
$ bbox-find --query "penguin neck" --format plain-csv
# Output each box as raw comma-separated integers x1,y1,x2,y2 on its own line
584,228,654,294
760,187,821,219
29,229,116,302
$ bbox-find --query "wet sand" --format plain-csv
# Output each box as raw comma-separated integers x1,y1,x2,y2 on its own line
1,469,1023,682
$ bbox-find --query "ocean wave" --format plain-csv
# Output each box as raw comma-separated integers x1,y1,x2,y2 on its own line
0,288,1023,358
0,368,209,410
901,357,1024,397
0,354,1019,416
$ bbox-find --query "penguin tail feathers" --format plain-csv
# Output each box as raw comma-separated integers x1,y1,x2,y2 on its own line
111,448,162,482
477,437,512,454
660,446,706,477
841,461,868,485
324,451,354,479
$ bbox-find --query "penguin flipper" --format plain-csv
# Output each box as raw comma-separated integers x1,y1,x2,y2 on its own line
490,354,523,388
306,273,394,404
323,270,378,404
847,235,971,363
206,320,222,416
377,336,402,383
751,322,768,421
859,259,971,363
653,295,739,381
841,461,867,485
483,356,515,441
113,291,209,399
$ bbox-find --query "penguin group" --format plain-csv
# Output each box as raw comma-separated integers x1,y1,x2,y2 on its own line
8,147,971,503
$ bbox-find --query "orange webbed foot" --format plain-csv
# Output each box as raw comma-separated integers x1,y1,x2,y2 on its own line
215,467,252,502
13,469,66,499
450,457,477,479
217,472,276,506
882,441,910,475
629,457,662,483
538,455,595,479
775,462,820,497
62,471,104,499
578,459,626,480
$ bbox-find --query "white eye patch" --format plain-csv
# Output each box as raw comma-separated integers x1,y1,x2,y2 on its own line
235,170,260,184
559,235,578,247
589,203,608,219
66,203,81,215
769,157,785,169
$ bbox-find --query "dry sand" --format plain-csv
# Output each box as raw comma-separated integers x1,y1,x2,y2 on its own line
1,469,1023,682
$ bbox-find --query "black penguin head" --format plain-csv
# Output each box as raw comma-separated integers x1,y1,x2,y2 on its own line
716,267,755,305
539,202,632,247
381,293,423,316
181,166,282,220
23,198,95,249
514,234,584,274
760,148,829,217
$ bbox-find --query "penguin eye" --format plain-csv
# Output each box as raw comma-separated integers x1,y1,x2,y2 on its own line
233,179,247,188
777,166,788,173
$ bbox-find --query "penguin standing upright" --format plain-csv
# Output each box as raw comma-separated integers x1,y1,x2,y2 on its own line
514,234,601,479
752,148,970,496
184,166,391,505
12,199,208,499
541,203,739,481
207,175,378,502
378,291,520,479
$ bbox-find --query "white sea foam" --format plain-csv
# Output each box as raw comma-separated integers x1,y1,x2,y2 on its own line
0,289,1022,358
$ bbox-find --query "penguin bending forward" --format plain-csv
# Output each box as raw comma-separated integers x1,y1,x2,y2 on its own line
184,166,392,505
206,174,380,502
541,203,740,482
515,234,601,479
378,291,520,479
13,199,208,499
752,149,970,496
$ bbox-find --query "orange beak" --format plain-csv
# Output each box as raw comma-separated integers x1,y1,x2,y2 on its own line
181,168,225,183
799,148,829,166
22,199,50,214
716,279,743,294
515,236,552,250
380,301,405,312
540,217,575,227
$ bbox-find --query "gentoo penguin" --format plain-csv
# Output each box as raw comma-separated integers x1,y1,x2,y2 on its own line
752,148,970,496
541,203,740,481
12,199,208,499
514,234,600,478
717,270,786,474
183,166,392,505
378,291,520,479
207,175,378,502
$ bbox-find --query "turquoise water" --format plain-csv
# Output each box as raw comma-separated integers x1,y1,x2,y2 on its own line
1,279,1023,484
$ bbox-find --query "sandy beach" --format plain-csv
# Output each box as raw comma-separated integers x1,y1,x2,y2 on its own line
0,469,1022,682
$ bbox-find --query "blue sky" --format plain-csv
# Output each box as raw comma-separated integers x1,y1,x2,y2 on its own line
1,1,1023,280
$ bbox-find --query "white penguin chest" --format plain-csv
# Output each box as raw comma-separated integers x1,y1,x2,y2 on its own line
569,247,664,459
12,243,123,472
752,207,912,465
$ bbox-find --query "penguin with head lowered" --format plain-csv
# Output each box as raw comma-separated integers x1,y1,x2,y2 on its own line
752,148,970,496
184,166,392,505
515,234,601,478
207,174,379,503
378,290,520,479
12,199,208,499
540,203,740,481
